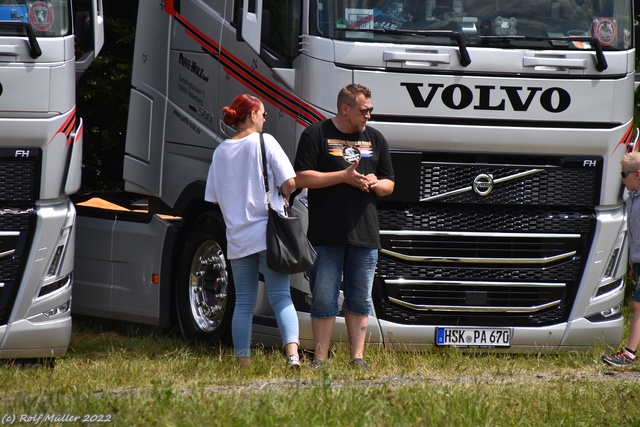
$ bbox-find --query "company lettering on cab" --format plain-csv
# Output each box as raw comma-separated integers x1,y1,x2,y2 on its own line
401,82,571,113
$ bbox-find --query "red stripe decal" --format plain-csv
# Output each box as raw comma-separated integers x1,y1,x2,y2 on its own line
173,12,325,127
49,107,76,146
613,123,635,153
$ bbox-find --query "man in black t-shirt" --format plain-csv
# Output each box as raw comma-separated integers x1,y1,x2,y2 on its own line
294,84,395,370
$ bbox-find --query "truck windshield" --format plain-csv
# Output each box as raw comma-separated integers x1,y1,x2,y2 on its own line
312,0,633,51
0,0,69,37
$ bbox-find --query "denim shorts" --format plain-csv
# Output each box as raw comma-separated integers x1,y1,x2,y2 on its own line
308,244,378,318
633,264,640,303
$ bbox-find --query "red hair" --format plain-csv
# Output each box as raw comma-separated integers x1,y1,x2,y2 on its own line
221,94,262,127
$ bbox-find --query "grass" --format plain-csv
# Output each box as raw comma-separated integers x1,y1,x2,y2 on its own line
0,316,639,426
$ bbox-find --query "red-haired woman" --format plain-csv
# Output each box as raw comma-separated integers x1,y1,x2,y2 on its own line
204,94,300,368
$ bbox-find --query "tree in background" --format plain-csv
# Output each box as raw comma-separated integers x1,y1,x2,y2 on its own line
77,0,138,191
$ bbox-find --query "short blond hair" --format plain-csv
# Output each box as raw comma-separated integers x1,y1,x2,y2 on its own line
620,151,640,171
337,84,371,110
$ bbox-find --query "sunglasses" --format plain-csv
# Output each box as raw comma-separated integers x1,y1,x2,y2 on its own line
621,170,636,178
350,105,374,116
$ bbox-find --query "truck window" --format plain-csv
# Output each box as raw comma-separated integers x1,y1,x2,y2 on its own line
233,0,301,64
0,0,70,37
311,0,633,51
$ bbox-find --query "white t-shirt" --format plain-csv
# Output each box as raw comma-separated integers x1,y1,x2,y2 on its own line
204,132,295,259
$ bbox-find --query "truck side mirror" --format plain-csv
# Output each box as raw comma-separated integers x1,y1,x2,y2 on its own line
91,0,104,56
241,0,262,54
74,11,91,49
74,0,104,80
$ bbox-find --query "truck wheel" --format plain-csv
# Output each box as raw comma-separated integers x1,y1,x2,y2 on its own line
176,213,234,345
12,358,55,369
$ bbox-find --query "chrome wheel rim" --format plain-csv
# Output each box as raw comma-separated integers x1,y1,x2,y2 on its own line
188,241,229,332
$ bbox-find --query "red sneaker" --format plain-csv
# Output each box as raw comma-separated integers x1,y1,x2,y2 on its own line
602,349,637,367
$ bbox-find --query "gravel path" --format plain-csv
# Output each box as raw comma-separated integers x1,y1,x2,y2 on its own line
183,368,640,395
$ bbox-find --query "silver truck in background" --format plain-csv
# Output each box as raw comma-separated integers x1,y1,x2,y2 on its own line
0,0,103,360
72,0,634,352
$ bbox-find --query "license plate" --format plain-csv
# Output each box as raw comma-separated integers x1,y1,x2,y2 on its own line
436,327,512,348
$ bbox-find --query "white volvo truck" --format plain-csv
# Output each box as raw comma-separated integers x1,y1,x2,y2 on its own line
72,0,635,352
0,0,102,360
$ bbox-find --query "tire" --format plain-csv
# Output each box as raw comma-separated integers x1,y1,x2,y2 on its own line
11,358,55,369
175,212,235,345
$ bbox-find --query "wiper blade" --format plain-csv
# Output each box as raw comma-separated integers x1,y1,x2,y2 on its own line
0,22,42,58
477,35,607,71
338,28,471,67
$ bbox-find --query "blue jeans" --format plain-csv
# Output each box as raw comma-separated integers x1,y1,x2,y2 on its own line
230,251,299,358
633,264,640,303
309,245,378,318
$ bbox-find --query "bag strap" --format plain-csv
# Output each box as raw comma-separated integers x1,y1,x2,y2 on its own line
259,132,291,214
259,132,270,194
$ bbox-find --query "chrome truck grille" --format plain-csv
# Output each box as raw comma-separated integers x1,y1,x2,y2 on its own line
0,149,40,325
375,155,598,327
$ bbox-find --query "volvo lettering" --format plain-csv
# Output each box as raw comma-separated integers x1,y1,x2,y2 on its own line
402,83,572,112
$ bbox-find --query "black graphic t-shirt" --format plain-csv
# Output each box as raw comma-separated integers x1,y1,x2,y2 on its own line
294,119,394,248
